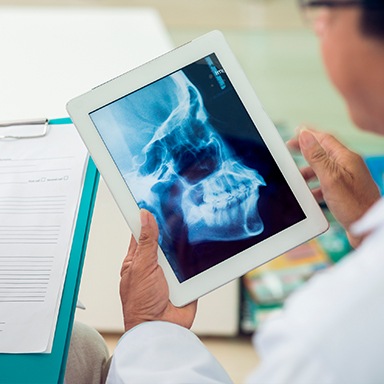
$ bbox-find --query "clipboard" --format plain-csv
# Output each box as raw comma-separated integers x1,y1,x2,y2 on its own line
0,118,100,384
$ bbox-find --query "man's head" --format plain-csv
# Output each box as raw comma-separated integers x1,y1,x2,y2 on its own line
300,0,384,134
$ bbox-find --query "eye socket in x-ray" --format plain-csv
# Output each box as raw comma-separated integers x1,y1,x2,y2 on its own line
89,53,306,283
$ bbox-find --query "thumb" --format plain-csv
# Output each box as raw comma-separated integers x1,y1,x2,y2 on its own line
299,129,331,176
135,209,159,266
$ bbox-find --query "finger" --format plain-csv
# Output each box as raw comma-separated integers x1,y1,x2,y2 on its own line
286,137,300,152
300,167,316,181
286,124,317,151
311,187,324,204
186,300,198,317
300,166,317,182
178,300,198,329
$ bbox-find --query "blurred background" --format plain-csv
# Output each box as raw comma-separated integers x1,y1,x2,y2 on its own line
2,1,384,382
4,0,384,152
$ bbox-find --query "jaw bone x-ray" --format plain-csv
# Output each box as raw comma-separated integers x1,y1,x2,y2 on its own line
133,70,267,244
90,54,306,282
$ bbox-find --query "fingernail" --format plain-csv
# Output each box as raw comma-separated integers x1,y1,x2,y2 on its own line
300,130,317,149
295,124,307,135
140,209,149,227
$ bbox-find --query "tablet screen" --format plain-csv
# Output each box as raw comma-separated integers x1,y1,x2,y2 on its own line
89,53,306,283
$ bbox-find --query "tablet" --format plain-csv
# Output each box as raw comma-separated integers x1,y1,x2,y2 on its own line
67,30,328,307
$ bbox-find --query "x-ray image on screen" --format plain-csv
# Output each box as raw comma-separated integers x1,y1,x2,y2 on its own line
90,54,306,282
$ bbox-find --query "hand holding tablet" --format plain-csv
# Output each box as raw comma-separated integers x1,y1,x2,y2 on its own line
67,30,328,306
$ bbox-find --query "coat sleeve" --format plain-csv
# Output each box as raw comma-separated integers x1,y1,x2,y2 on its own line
106,321,233,384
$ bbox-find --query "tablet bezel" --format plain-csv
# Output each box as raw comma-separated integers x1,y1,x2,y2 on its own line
67,30,328,307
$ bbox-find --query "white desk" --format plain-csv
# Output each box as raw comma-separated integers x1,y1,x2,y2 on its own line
0,7,172,120
0,6,239,335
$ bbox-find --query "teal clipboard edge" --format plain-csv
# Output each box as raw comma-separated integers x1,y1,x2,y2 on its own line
0,118,100,384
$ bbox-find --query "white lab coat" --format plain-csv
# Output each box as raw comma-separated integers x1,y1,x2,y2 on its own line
107,198,384,384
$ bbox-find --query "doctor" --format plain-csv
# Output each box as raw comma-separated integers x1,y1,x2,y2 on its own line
106,0,384,383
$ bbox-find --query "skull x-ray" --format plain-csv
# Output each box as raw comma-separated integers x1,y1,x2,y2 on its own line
90,54,306,282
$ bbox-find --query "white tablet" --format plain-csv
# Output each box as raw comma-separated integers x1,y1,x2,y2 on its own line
67,30,328,307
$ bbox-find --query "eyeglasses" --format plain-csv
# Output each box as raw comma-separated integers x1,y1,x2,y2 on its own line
299,0,362,6
298,0,362,28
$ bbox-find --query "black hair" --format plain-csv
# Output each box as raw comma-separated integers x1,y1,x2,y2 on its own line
361,0,384,38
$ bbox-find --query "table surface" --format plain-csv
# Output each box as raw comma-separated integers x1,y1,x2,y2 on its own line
0,7,172,120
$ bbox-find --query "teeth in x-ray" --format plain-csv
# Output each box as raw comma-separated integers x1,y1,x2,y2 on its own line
183,174,265,243
186,197,264,242
180,152,265,243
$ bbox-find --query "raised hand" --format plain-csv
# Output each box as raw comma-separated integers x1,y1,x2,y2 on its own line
288,128,380,247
